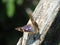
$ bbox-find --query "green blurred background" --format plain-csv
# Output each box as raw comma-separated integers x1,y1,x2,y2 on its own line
0,0,60,45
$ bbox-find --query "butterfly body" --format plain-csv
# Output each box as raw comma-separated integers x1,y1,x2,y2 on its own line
15,24,36,34
20,24,34,32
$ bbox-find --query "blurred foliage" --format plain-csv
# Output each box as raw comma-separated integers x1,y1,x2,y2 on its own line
58,43,60,45
6,0,15,18
2,0,7,3
2,0,40,18
2,0,24,18
17,0,24,5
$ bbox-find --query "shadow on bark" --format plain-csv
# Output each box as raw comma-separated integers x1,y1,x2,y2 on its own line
41,10,60,45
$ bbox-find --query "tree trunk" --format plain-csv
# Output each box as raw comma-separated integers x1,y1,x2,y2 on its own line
17,0,60,45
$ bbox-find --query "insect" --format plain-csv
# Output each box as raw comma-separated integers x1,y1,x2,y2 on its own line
15,24,34,33
15,13,39,34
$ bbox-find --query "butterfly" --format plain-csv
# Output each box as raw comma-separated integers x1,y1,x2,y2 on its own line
15,12,39,34
15,24,34,32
